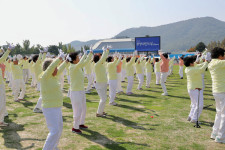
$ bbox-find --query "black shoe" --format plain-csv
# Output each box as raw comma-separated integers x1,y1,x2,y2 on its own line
180,77,183,79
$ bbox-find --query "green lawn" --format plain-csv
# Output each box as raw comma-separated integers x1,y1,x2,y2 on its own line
0,65,224,150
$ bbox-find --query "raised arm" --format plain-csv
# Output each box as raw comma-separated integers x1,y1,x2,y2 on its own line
57,61,67,76
41,58,61,79
0,50,10,63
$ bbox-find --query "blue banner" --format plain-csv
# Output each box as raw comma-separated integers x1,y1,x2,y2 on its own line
135,37,160,51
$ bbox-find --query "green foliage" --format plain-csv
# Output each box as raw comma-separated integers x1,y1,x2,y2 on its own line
195,42,206,52
207,37,225,50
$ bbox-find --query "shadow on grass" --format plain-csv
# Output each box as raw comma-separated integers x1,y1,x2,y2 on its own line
201,121,214,127
117,98,141,104
130,94,156,98
63,102,72,109
103,115,157,131
81,129,150,149
116,104,147,113
167,95,190,100
0,117,45,150
19,100,34,110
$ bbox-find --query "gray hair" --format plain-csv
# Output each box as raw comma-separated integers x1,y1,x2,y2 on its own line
43,59,53,71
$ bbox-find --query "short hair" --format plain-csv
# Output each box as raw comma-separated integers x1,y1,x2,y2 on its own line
211,47,225,59
68,52,79,63
163,53,168,59
43,59,53,71
155,58,159,62
32,54,39,63
126,57,131,62
0,54,3,58
184,56,195,67
146,58,149,61
106,56,113,62
135,58,138,63
28,59,32,63
93,55,100,63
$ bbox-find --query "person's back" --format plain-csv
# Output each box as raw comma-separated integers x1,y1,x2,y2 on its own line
208,59,225,93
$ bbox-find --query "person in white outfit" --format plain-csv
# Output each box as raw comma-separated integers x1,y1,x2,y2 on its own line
11,55,26,102
94,47,109,117
68,48,93,134
145,57,153,88
208,47,225,144
107,54,121,106
0,46,12,127
39,51,67,150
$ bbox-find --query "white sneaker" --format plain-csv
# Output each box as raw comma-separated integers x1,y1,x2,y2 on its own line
210,133,217,140
215,137,225,144
161,93,168,96
33,108,42,113
187,117,191,121
109,102,117,106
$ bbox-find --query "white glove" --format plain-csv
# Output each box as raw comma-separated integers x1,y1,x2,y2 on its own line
13,55,17,61
102,46,106,52
43,47,48,53
8,43,15,50
82,47,87,55
66,54,72,62
17,54,23,60
205,52,211,61
58,51,66,60
39,49,43,53
46,52,51,57
133,50,137,57
107,45,112,50
195,54,200,62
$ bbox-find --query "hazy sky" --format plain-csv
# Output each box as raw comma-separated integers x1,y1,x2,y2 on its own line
0,0,225,46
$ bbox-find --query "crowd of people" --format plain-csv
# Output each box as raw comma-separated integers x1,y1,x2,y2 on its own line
0,44,224,149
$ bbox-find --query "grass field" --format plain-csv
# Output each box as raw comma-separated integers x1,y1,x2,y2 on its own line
0,65,224,150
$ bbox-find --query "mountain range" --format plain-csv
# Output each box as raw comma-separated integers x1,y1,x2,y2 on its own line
69,17,225,52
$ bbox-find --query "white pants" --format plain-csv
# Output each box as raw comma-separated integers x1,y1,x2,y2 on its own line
155,72,161,84
70,91,86,129
8,72,13,88
212,93,225,142
13,79,25,101
201,74,205,90
96,83,108,114
126,76,134,93
179,66,183,78
5,71,10,81
188,89,204,121
109,80,117,103
116,72,123,92
60,74,64,90
146,72,151,87
169,65,173,75
67,76,70,97
42,107,63,150
31,73,37,87
160,72,168,94
35,96,42,110
86,74,93,91
121,69,126,81
23,69,29,83
37,82,40,91
0,84,6,122
137,74,144,89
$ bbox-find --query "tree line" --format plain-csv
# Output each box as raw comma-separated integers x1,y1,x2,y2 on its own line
187,37,225,52
0,40,85,56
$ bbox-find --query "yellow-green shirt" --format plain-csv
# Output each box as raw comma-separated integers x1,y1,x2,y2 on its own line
122,58,126,69
33,53,46,81
154,60,161,73
94,50,109,83
208,59,225,93
107,58,120,80
19,59,29,69
145,59,153,73
135,57,144,74
11,64,23,80
0,50,10,84
126,57,135,76
69,53,93,91
84,60,93,75
185,62,208,90
39,58,67,108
